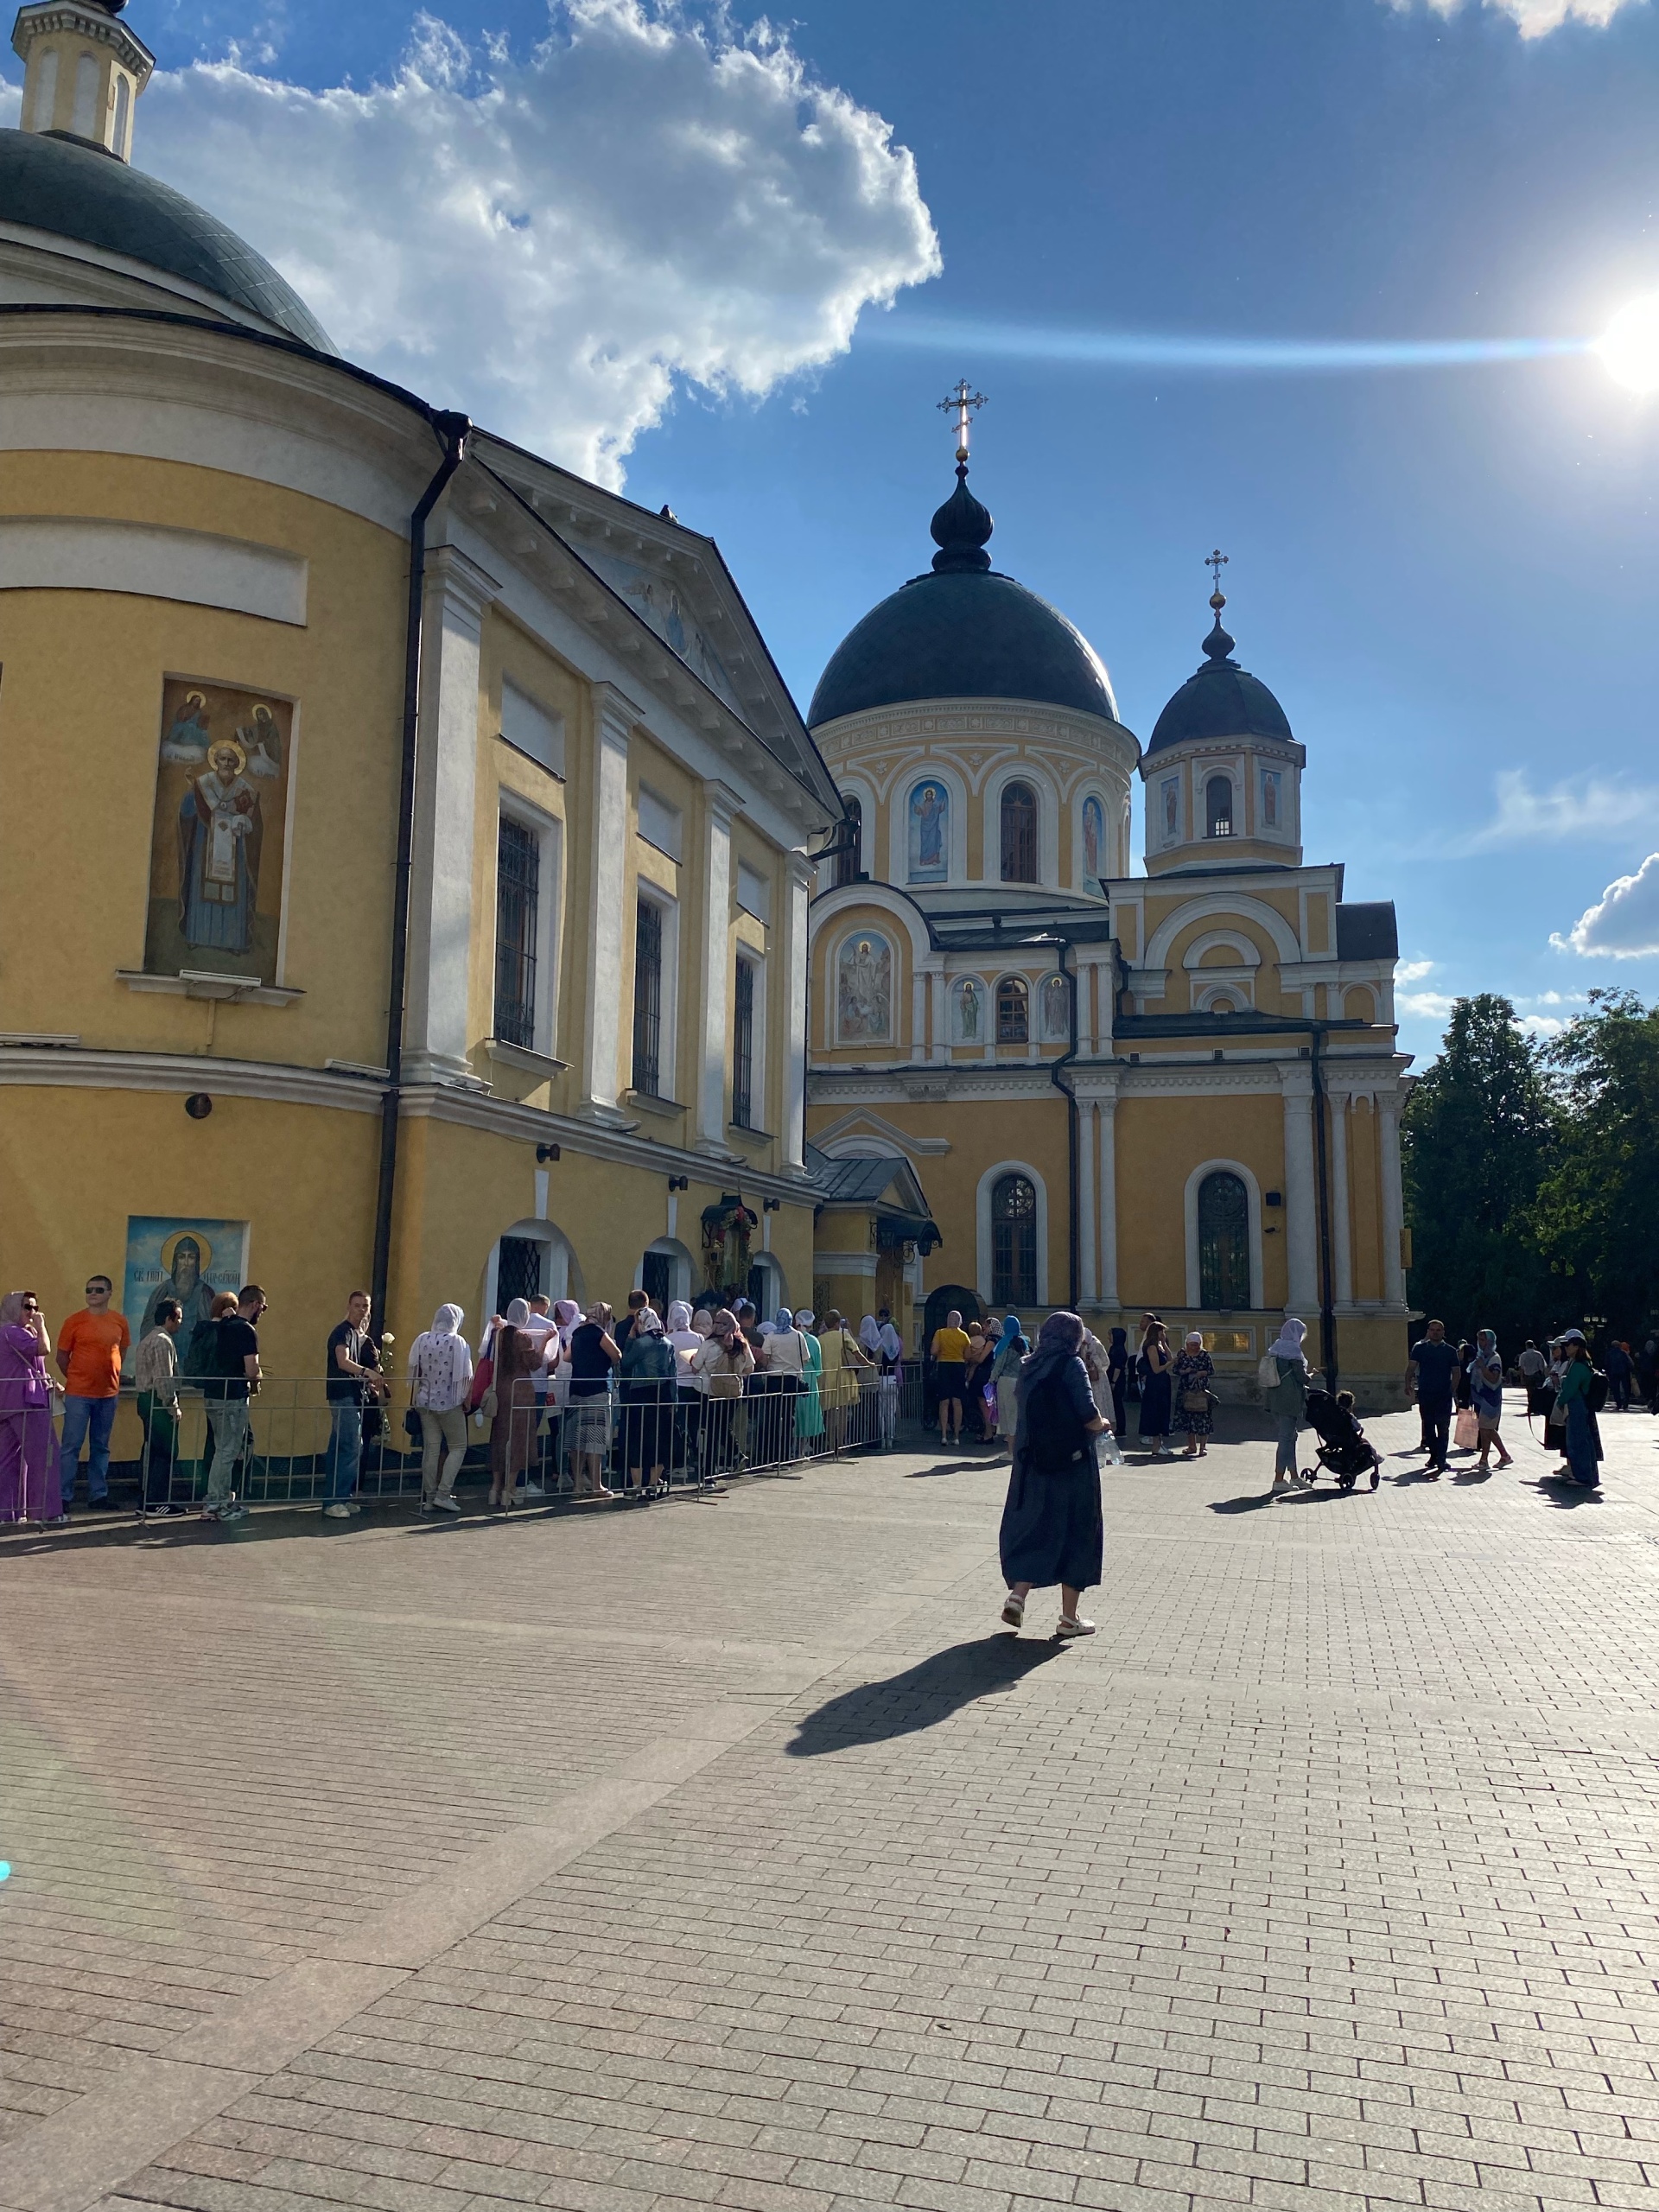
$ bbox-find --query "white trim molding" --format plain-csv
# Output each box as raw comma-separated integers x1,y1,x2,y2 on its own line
0,515,308,625
976,1158,1050,1310
1183,1157,1265,1313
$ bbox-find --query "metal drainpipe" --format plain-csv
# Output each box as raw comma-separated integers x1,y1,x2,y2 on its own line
1309,1021,1339,1392
371,410,473,1321
1047,937,1081,1311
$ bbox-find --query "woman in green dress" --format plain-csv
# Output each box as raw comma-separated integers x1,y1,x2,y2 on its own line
795,1308,824,1445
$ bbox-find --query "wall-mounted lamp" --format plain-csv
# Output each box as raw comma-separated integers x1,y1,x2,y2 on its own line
763,1198,782,1214
185,1093,213,1120
1264,1190,1282,1208
536,1143,561,1164
667,1174,690,1192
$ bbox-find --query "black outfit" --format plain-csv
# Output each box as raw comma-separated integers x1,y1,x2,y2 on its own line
999,1354,1103,1592
1412,1338,1460,1471
1105,1331,1128,1437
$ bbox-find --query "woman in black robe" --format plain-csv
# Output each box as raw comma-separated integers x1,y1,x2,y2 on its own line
998,1311,1105,1642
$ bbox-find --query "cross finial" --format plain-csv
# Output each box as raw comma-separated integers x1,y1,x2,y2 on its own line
1205,547,1229,609
938,378,988,466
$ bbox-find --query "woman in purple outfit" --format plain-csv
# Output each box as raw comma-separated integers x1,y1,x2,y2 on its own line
0,1289,65,1524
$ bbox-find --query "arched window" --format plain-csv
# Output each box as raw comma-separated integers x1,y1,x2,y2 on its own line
991,1174,1038,1306
1205,776,1234,838
996,975,1028,1046
1197,1171,1250,1310
1000,781,1039,882
835,798,861,889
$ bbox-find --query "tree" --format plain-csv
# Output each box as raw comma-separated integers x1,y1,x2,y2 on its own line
1402,994,1558,1346
1533,991,1659,1336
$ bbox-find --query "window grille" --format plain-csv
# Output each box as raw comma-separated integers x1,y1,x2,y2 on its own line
1198,1171,1250,1308
632,897,663,1096
1001,781,1039,882
991,1174,1038,1306
732,956,756,1128
493,815,540,1048
1206,776,1235,837
996,975,1029,1046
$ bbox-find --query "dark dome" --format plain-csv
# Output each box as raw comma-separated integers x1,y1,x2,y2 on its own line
808,465,1122,728
0,128,334,353
1147,611,1293,754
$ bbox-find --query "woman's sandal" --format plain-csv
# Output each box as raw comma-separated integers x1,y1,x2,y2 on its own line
1001,1592,1025,1629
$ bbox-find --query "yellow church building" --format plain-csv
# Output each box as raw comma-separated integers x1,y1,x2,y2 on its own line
0,0,843,1389
804,428,1413,1407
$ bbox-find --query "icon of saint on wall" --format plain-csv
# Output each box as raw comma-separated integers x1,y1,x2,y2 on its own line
145,680,292,982
1262,769,1281,830
954,978,982,1043
122,1217,251,1377
837,932,892,1041
1082,793,1105,890
1041,973,1071,1040
1162,777,1180,840
907,781,948,880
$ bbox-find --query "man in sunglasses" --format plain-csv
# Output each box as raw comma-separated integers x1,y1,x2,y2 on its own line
55,1274,130,1512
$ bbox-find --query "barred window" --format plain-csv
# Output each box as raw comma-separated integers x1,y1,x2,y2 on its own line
1198,1171,1250,1309
1206,776,1234,838
1001,781,1039,882
996,975,1029,1046
493,815,540,1048
991,1174,1038,1306
632,898,664,1096
732,956,756,1128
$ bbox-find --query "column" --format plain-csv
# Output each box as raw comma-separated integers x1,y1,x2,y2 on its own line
695,780,742,1153
1281,1071,1319,1312
575,684,639,1122
1328,1090,1353,1306
1078,1098,1098,1304
404,543,499,1084
1378,1092,1408,1308
1097,1088,1119,1307
929,967,948,1063
779,853,812,1172
911,967,926,1059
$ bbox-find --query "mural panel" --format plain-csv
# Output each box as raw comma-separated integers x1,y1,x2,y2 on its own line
906,780,949,881
1081,792,1106,892
952,976,983,1044
1041,972,1071,1040
836,931,892,1042
143,679,293,982
122,1215,251,1376
1261,768,1282,830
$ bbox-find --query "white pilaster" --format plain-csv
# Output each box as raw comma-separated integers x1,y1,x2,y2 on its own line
1328,1090,1353,1306
1097,1089,1119,1306
695,781,742,1153
911,968,926,1059
1379,1094,1408,1307
929,966,947,1063
404,544,499,1084
1281,1069,1319,1313
1078,1099,1098,1304
780,853,812,1172
575,685,638,1122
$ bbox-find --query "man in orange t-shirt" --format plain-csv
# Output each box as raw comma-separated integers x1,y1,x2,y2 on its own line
56,1274,130,1511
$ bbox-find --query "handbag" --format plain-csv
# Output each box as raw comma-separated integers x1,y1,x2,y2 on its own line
1453,1406,1479,1450
1180,1386,1211,1414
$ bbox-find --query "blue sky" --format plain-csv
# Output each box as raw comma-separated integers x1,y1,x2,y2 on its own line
77,0,1659,1065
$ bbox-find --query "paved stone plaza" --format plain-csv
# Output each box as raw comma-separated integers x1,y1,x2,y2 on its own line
3,1399,1659,2212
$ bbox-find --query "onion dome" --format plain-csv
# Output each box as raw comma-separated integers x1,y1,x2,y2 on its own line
808,463,1122,729
1147,591,1292,755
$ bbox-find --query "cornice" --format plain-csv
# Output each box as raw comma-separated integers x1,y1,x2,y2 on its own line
0,1045,384,1112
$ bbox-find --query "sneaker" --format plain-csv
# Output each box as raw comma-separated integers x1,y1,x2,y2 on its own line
1056,1616,1096,1639
1270,1474,1296,1492
40,1512,71,1527
430,1492,461,1516
218,1501,248,1522
522,1481,544,1497
140,1503,187,1520
322,1503,352,1519
1001,1592,1026,1629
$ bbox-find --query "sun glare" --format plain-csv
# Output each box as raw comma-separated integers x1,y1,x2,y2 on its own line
1599,294,1659,394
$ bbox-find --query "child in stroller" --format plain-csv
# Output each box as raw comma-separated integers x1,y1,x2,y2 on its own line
1302,1389,1382,1491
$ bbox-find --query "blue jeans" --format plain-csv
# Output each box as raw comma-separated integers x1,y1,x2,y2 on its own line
324,1401,362,1502
59,1394,117,1502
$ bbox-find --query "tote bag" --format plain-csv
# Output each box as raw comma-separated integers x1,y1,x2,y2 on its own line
1453,1406,1480,1451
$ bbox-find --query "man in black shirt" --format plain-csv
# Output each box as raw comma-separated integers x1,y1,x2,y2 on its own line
200,1286,264,1522
1407,1318,1460,1478
323,1290,386,1519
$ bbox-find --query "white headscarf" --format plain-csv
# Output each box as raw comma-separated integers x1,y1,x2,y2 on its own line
505,1297,531,1328
1267,1317,1307,1362
794,1309,816,1332
858,1315,883,1356
408,1303,473,1409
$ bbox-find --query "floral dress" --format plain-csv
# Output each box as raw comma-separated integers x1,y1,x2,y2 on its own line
1173,1347,1215,1438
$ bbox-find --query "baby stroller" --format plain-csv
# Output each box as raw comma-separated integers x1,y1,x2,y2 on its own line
1301,1389,1382,1491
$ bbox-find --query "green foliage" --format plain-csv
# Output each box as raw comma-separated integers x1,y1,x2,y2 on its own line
1402,994,1558,1344
1403,988,1659,1344
1532,991,1659,1332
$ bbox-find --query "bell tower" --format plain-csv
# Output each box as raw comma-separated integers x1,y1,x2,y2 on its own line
12,0,154,162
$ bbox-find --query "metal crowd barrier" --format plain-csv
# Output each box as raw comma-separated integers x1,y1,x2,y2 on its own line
91,1364,941,1515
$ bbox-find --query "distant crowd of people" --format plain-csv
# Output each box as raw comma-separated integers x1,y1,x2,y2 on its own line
0,1278,917,1527
1403,1319,1630,1489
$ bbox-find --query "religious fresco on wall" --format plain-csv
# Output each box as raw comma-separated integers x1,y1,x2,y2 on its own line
1261,768,1282,830
906,780,949,880
837,931,892,1042
1041,972,1071,1041
1161,776,1180,842
580,549,741,710
122,1216,250,1376
1081,793,1106,892
953,977,983,1044
143,679,293,982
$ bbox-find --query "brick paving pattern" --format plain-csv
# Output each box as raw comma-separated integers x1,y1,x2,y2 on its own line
3,1396,1659,2212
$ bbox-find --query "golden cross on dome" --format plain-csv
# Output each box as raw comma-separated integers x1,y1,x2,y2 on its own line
938,379,988,463
1205,547,1229,606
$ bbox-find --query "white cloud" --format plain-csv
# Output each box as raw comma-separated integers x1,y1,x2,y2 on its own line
1515,1013,1567,1035
1551,852,1659,957
1458,770,1659,853
136,2,940,484
1396,958,1436,984
1389,0,1646,34
1398,990,1458,1020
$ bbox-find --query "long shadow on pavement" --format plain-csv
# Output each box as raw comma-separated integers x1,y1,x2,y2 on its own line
787,1636,1066,1756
